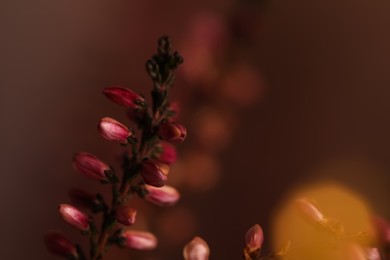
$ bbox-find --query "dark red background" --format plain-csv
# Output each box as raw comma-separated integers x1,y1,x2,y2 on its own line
2,0,390,259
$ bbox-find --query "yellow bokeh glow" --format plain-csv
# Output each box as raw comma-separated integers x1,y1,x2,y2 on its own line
272,183,376,260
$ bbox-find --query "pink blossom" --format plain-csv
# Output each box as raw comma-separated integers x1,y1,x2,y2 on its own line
58,204,90,231
183,236,210,260
103,86,144,109
157,142,177,165
145,185,180,206
116,206,137,226
245,224,264,253
98,117,131,144
73,152,110,181
157,122,187,143
120,230,157,250
141,160,169,187
44,231,77,258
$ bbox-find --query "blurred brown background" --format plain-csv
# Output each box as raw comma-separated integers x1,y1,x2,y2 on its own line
2,0,390,259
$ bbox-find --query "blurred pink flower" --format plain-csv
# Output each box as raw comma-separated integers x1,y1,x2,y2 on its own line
103,86,144,109
120,230,157,250
98,117,131,144
116,206,137,226
44,231,77,258
58,204,90,231
141,159,169,187
73,152,110,181
245,224,264,253
157,122,187,143
183,236,210,260
145,185,180,207
156,142,177,165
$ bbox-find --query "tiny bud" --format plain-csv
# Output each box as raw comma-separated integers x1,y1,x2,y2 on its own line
156,142,177,165
120,230,157,250
158,36,171,55
44,231,78,258
59,204,90,231
245,224,264,254
183,236,210,260
116,206,137,226
141,159,169,187
73,152,110,181
103,86,144,109
157,122,187,143
145,184,180,206
68,188,98,210
98,117,132,144
295,198,327,225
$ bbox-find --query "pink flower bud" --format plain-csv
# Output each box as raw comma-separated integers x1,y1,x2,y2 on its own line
44,231,78,258
156,142,177,165
73,152,110,181
116,206,137,226
145,185,180,206
183,236,210,260
120,230,157,250
98,117,131,144
141,160,169,187
295,198,327,225
68,188,97,210
245,224,264,253
103,86,145,109
58,204,90,231
157,122,187,143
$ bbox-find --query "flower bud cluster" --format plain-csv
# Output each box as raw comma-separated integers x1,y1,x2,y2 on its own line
44,35,390,260
46,36,186,259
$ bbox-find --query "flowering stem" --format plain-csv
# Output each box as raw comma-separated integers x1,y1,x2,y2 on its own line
92,95,169,260
46,36,184,260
